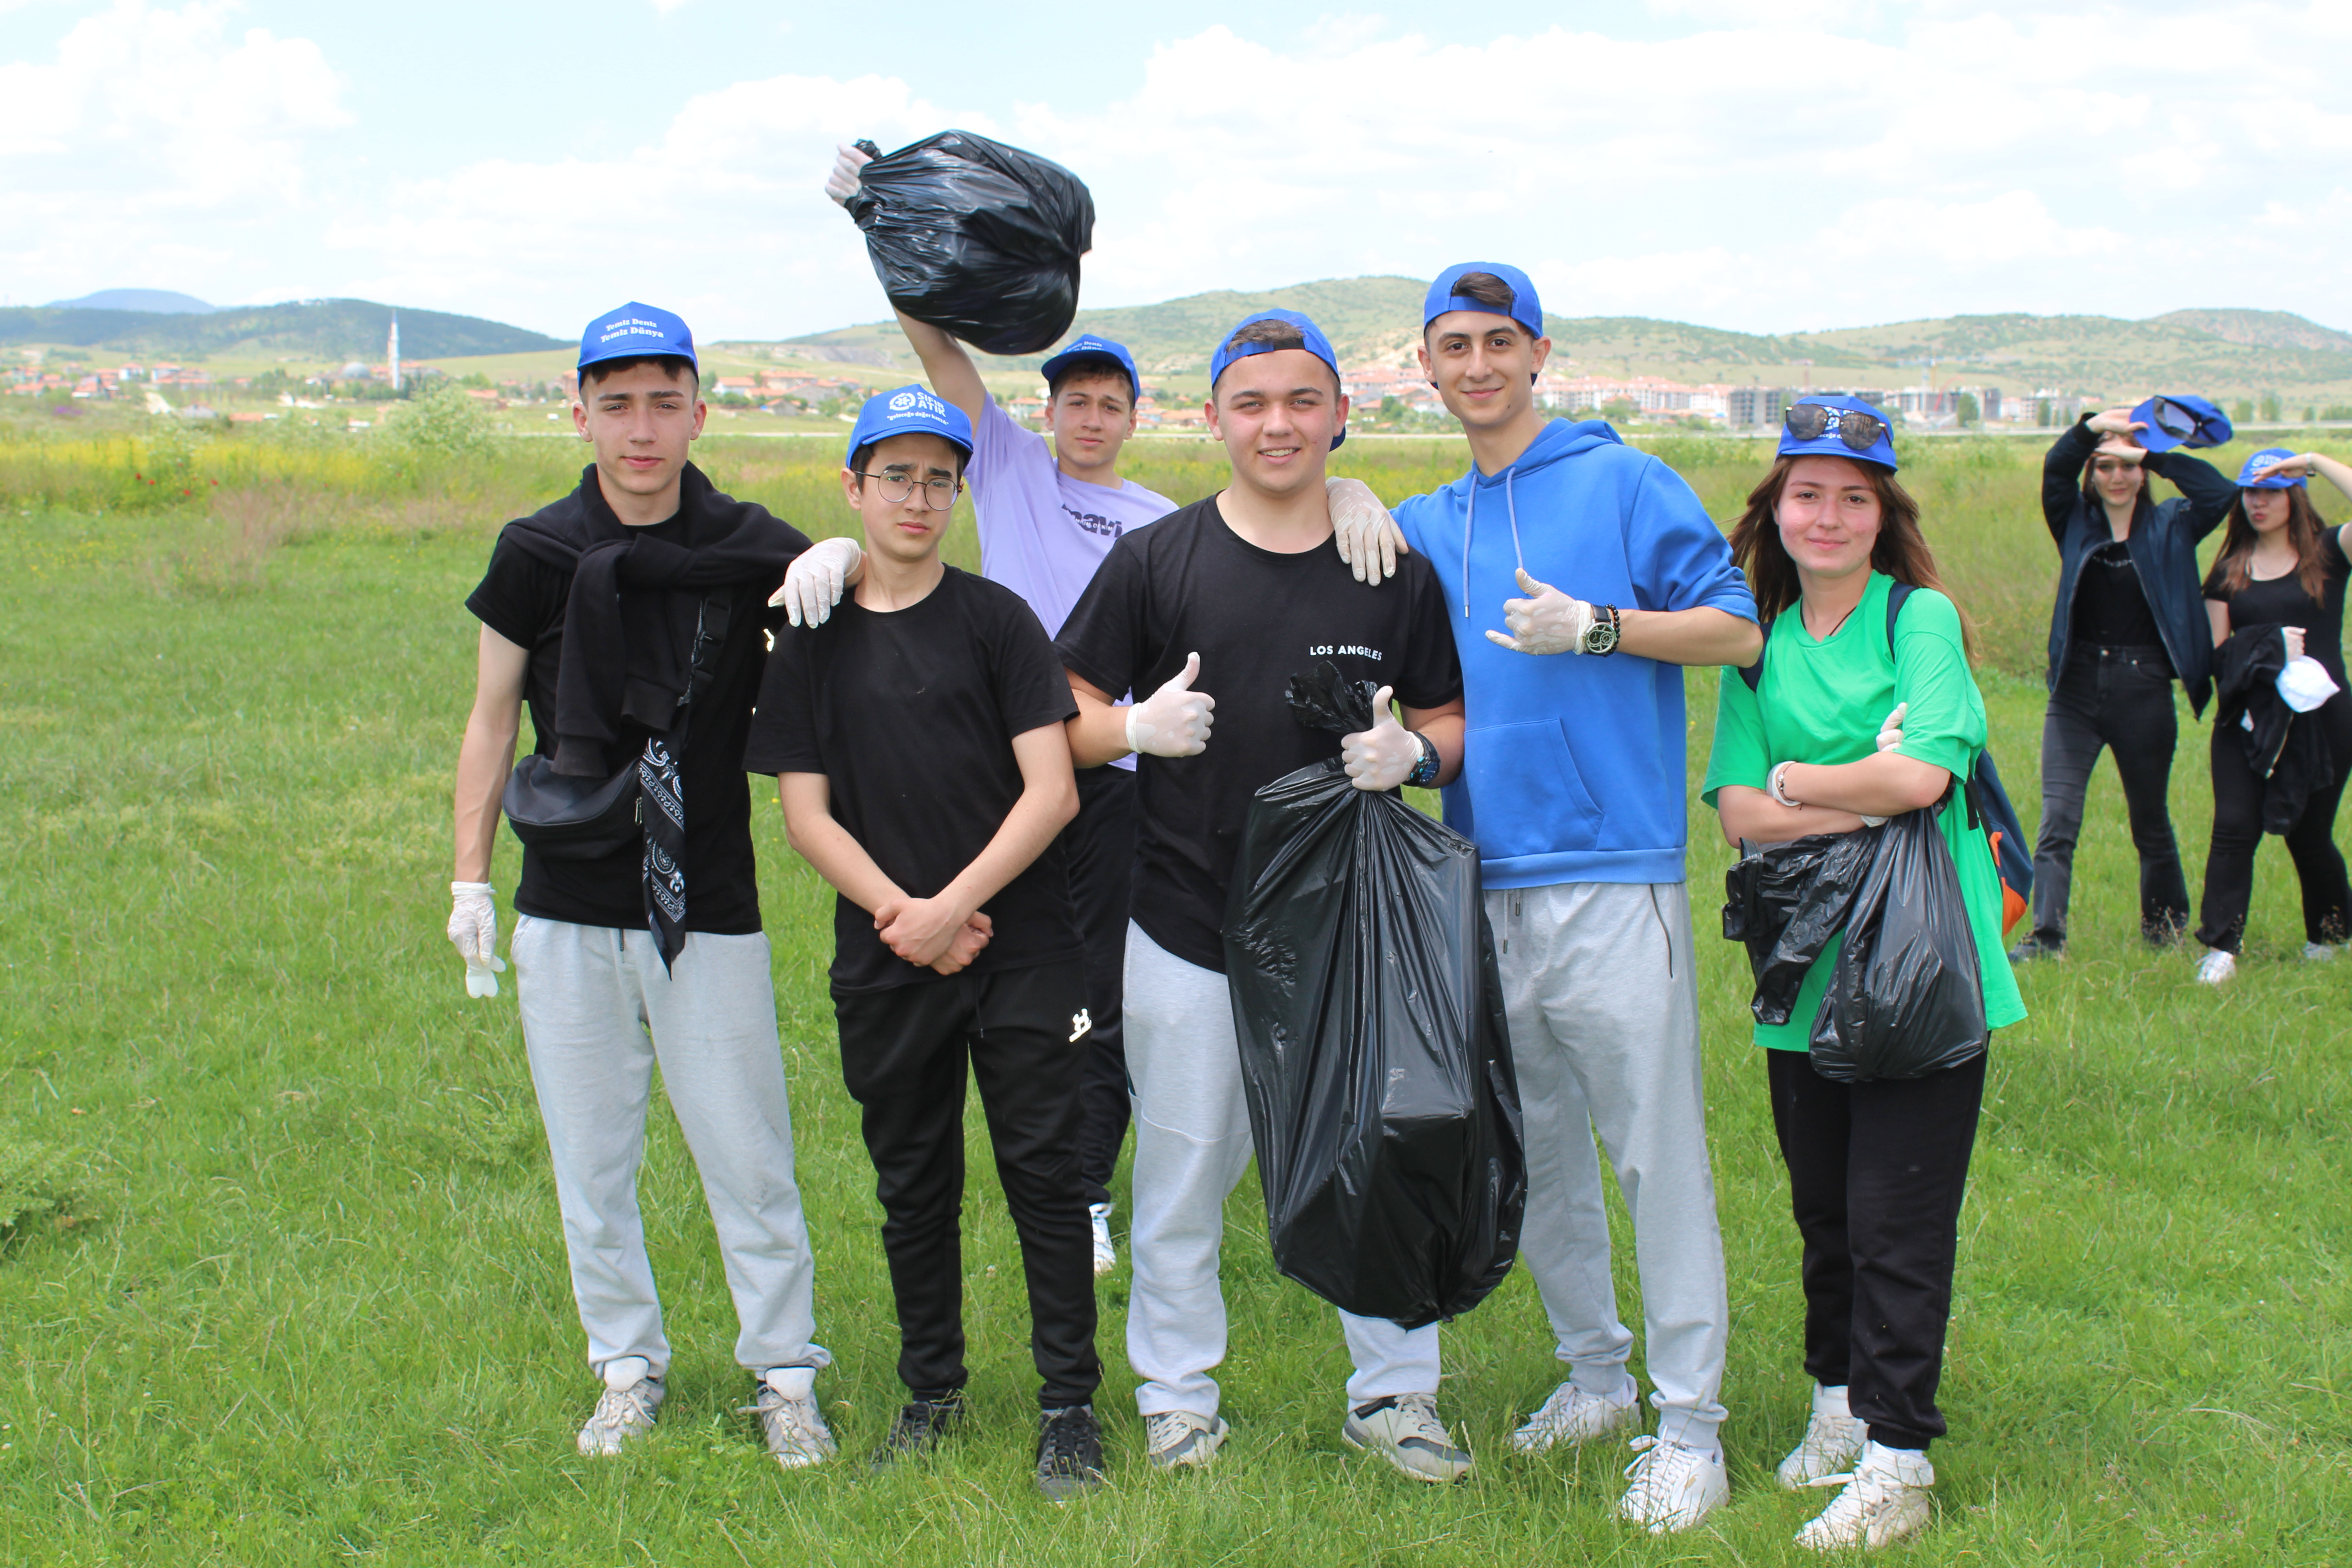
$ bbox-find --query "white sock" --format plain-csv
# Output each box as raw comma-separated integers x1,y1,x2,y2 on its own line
603,1355,652,1391
764,1365,817,1399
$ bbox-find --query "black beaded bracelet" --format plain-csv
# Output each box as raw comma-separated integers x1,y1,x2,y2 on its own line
1406,731,1441,787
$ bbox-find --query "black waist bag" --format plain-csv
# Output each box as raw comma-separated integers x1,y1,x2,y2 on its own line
503,596,729,861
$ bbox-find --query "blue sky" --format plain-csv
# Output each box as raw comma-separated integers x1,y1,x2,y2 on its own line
4,0,2347,343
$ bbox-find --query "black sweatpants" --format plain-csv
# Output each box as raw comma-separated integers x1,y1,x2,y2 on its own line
2194,694,2352,954
1766,1047,1986,1452
833,959,1101,1408
1066,766,1137,1209
2029,646,2190,946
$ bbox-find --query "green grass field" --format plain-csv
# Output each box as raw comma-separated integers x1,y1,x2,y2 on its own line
2,429,2348,1564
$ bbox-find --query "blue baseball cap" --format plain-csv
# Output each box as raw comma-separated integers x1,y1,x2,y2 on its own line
1778,394,1899,472
844,384,975,468
2130,393,2231,453
2237,446,2306,489
1207,308,1347,450
579,302,696,371
1039,334,1140,401
1423,262,1545,340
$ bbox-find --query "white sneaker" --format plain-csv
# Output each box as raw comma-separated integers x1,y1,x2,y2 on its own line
2303,941,2337,962
1617,1435,1730,1533
1796,1440,1935,1551
1089,1202,1117,1276
1144,1409,1229,1470
1342,1392,1473,1484
577,1356,662,1457
744,1366,835,1470
1777,1382,1866,1490
2196,948,2237,985
1508,1378,1642,1453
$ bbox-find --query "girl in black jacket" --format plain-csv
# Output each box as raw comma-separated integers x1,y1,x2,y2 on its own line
2012,409,2235,960
2191,448,2352,984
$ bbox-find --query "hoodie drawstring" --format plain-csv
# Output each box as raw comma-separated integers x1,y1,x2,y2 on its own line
1461,467,1526,619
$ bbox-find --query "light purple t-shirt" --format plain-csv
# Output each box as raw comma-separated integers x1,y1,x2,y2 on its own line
970,398,1175,639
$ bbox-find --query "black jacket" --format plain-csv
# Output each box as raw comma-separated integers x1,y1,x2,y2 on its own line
2213,622,2335,834
2042,417,2236,715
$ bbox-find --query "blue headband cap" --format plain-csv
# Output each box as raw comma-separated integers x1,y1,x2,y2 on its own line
579,301,696,371
1039,334,1140,401
1423,262,1544,340
845,384,975,467
2237,446,2306,489
1777,394,1900,472
1207,308,1346,450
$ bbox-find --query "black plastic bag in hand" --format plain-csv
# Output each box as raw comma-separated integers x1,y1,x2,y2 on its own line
1810,807,1988,1082
1723,830,1876,1026
1221,662,1524,1329
845,130,1094,356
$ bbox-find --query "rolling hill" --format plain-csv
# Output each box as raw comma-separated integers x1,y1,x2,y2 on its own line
0,299,565,361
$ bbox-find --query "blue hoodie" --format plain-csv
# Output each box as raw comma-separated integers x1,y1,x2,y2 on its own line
1394,419,1757,888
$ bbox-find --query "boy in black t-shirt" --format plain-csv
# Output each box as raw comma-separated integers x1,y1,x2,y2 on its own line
744,387,1104,1500
447,304,834,1470
1053,310,1473,1482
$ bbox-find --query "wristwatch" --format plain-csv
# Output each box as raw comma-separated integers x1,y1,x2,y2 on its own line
1580,605,1621,656
1406,730,1441,788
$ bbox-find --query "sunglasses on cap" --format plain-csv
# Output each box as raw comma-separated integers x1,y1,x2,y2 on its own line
2147,397,2201,440
1784,403,1888,452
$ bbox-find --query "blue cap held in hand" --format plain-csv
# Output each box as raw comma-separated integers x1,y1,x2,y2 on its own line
2130,393,2231,453
845,384,975,468
1039,334,1140,401
579,302,696,371
1424,262,1545,341
2237,446,2306,489
1207,308,1346,450
1779,394,1898,472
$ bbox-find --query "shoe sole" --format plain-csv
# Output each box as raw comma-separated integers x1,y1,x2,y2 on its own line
1146,1419,1229,1470
1505,1408,1641,1454
1037,1470,1107,1502
1339,1422,1471,1484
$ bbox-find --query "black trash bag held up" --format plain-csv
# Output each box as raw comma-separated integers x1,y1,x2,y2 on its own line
1221,662,1524,1329
845,130,1094,356
1810,805,1988,1083
1722,830,1876,1026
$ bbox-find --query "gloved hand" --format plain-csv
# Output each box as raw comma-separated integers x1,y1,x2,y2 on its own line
772,535,864,627
1328,477,1410,586
1876,701,1907,754
1340,686,1420,792
1485,568,1597,655
1126,652,1215,757
824,143,871,207
448,881,507,999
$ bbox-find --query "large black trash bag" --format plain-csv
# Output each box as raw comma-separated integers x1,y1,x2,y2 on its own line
1221,662,1524,1329
1723,830,1876,1026
1810,807,1988,1082
845,130,1094,356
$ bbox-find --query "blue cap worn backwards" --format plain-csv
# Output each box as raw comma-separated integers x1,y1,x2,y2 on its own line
1207,308,1347,450
1424,262,1545,340
2130,393,2232,453
1778,394,1900,472
579,302,696,371
1039,335,1140,401
845,384,975,468
2238,446,2306,489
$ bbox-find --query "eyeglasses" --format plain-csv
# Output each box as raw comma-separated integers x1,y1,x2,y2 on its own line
1784,403,1889,452
2148,397,2200,440
854,470,960,511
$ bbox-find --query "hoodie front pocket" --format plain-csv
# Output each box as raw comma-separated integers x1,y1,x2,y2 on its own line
1460,717,1602,862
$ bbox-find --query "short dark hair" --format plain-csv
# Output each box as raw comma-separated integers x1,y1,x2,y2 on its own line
1217,320,1339,395
848,437,967,486
1047,362,1136,404
579,354,698,394
1446,270,1519,314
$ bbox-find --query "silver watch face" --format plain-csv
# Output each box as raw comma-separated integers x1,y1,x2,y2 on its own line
1584,619,1619,654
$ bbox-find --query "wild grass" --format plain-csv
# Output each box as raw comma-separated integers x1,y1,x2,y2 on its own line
0,429,2347,1563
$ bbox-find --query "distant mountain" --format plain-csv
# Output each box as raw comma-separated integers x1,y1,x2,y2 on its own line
44,289,216,314
0,298,565,360
2148,309,2352,355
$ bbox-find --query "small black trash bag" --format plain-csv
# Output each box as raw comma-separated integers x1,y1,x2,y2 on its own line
1723,830,1876,1026
846,130,1094,356
1221,663,1524,1329
1810,806,1988,1082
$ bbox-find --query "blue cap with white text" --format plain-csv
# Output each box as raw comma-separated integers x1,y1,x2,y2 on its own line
1778,394,1900,471
2130,393,2232,453
578,302,696,371
2237,446,2307,489
845,384,975,467
1424,262,1545,340
1039,334,1140,401
1207,308,1347,449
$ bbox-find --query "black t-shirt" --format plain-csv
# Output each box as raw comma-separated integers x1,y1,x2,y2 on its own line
2072,538,2168,655
2211,525,2352,685
466,503,801,933
744,567,1082,994
1054,495,1465,973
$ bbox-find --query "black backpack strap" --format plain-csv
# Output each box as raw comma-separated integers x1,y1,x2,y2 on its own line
1885,579,1914,645
684,594,732,706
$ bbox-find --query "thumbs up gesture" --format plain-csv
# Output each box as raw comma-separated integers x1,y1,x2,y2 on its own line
1126,651,1216,757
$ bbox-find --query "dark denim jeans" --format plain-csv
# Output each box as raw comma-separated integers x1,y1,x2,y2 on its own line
2029,646,2190,946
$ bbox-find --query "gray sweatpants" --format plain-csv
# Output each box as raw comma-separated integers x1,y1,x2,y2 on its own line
1123,922,1439,1419
1489,880,1728,1449
510,915,828,1381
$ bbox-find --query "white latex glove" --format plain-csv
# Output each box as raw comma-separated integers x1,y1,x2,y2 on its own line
1876,701,1908,754
1485,568,1596,655
1327,476,1410,586
1340,686,1420,792
1125,652,1215,757
2283,626,2308,663
448,881,507,999
824,143,871,206
772,536,864,627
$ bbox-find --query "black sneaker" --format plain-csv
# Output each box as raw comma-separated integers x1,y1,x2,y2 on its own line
1035,1404,1106,1502
2007,936,2063,963
869,1392,965,1472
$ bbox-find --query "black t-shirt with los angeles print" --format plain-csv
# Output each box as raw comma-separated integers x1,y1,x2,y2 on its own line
1054,494,1464,973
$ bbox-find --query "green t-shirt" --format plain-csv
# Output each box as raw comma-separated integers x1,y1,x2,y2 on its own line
1701,571,2027,1050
